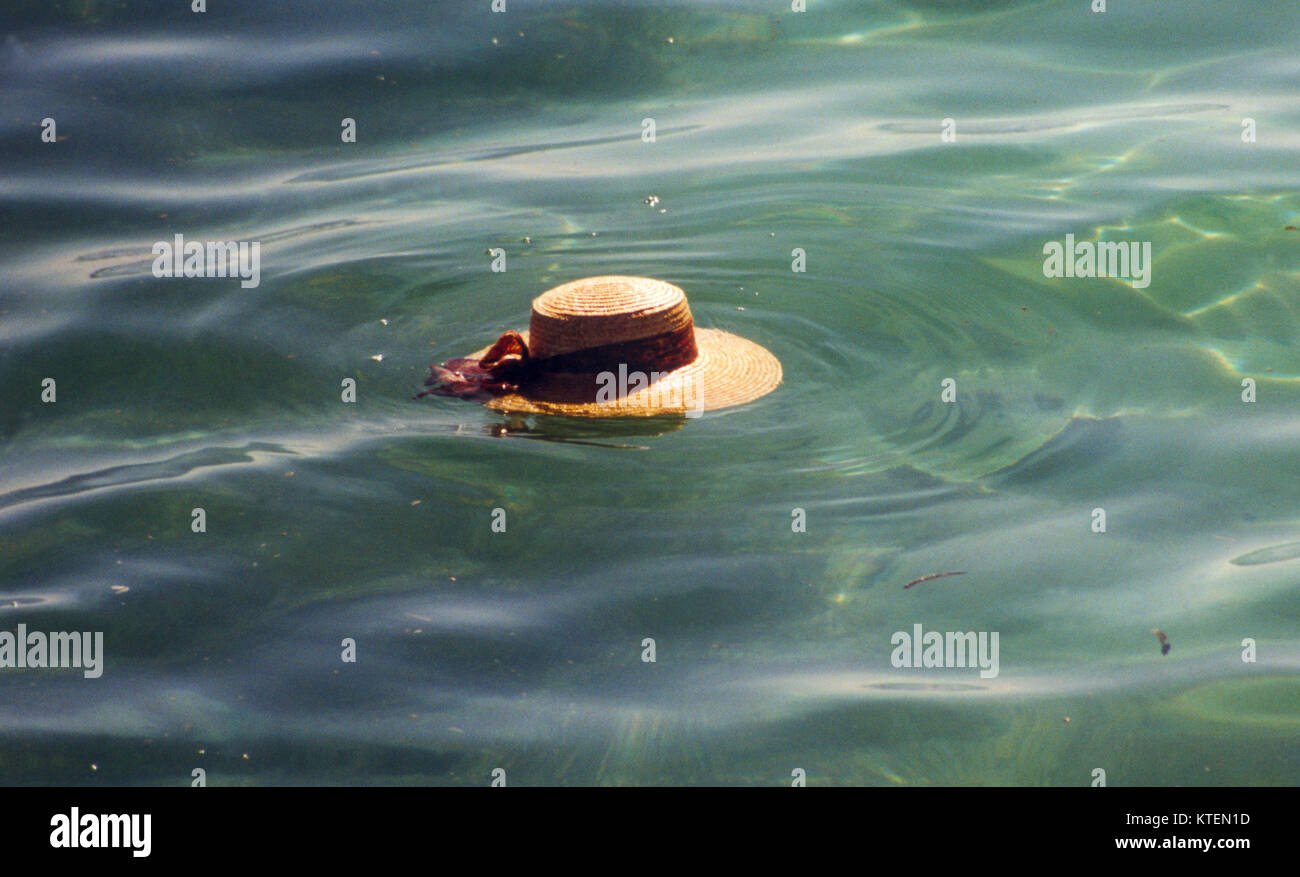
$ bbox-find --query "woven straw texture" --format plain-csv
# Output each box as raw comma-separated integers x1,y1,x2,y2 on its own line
465,277,782,417
527,276,693,358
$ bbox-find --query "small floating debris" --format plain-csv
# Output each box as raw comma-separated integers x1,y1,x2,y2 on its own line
380,318,389,326
371,354,383,362
643,195,660,207
903,570,967,590
522,236,532,244
1152,628,1171,656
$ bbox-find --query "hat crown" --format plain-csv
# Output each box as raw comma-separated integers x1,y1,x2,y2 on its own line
527,276,694,359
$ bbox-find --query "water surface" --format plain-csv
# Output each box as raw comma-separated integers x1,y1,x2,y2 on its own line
1,0,1297,785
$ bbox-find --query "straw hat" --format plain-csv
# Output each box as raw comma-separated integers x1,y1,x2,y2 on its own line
419,276,781,417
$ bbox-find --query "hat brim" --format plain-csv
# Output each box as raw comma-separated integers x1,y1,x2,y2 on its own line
463,327,781,417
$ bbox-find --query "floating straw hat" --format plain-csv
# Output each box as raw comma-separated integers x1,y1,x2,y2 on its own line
419,276,782,417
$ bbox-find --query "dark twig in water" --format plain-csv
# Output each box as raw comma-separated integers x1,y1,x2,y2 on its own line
903,571,967,590
1152,628,1171,656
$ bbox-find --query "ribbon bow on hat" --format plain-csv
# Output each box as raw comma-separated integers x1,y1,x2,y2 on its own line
417,330,530,400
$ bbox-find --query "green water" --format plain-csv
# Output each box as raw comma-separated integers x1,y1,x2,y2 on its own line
0,0,1297,785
